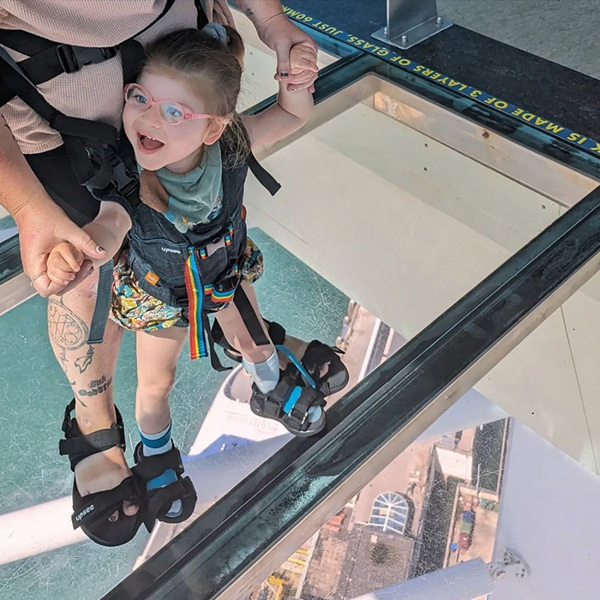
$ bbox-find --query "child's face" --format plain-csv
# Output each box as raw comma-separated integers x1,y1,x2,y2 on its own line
123,71,223,173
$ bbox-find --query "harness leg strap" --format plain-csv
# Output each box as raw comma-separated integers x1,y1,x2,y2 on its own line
233,285,270,347
88,259,114,345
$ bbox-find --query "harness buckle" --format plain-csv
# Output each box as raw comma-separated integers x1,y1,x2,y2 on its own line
56,45,117,74
204,236,227,258
109,155,139,198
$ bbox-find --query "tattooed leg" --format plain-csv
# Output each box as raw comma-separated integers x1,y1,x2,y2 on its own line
47,276,134,507
47,274,123,428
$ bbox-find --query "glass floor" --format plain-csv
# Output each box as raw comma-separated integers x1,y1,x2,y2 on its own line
2,6,600,600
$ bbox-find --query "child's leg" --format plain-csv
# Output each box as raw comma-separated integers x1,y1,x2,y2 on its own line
135,326,187,517
215,281,279,394
215,281,274,364
135,326,186,433
216,282,323,423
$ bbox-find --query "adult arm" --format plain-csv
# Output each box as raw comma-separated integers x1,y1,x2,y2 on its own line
0,115,105,295
236,0,319,91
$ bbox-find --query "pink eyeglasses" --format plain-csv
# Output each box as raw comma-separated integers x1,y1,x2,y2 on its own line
124,83,227,125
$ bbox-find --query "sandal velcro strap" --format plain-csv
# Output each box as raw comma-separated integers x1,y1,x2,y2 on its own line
71,475,145,530
259,369,296,418
143,476,197,528
59,400,125,470
133,443,184,481
133,442,198,527
249,361,327,436
287,386,323,428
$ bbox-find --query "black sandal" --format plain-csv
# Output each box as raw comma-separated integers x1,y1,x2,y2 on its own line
59,400,147,547
249,343,349,437
132,442,197,527
300,340,350,397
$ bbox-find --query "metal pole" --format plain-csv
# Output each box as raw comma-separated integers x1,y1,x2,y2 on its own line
373,0,453,50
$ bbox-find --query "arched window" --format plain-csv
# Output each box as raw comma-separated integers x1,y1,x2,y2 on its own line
369,492,409,534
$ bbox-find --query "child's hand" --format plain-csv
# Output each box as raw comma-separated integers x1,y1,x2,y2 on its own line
288,42,318,91
47,242,84,287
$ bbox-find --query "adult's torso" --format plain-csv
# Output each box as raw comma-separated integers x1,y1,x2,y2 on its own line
0,0,199,154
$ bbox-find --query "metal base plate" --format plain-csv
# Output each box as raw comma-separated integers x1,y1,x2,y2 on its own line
372,18,452,50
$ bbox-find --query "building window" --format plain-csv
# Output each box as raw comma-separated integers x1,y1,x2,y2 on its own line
369,492,409,534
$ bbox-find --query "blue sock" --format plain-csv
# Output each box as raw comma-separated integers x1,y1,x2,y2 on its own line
139,422,182,518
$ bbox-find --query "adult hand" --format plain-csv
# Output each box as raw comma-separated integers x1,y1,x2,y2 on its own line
14,199,105,297
257,13,319,92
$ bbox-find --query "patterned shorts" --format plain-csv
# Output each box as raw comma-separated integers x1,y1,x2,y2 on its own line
110,236,264,333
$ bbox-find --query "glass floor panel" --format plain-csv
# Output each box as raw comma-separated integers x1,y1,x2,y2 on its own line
246,74,600,472
249,316,600,600
0,18,350,599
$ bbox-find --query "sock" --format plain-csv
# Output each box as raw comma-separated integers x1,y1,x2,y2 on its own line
243,349,280,394
244,349,323,424
139,422,182,518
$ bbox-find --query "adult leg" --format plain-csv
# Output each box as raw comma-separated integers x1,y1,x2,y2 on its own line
47,273,137,516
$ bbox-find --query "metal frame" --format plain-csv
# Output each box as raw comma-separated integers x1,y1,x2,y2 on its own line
372,0,453,50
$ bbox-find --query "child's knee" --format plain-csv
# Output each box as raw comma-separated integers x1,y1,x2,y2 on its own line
137,369,177,402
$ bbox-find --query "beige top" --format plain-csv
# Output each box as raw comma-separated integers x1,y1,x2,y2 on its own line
0,0,234,154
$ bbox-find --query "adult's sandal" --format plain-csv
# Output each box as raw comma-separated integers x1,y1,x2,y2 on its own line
59,400,147,546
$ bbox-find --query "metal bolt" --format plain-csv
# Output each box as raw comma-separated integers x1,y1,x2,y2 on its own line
401,34,408,44
436,16,443,26
383,26,388,36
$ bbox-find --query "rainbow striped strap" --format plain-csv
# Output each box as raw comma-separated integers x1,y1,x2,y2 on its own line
184,247,208,360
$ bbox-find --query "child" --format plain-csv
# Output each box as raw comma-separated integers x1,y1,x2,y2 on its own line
48,25,349,537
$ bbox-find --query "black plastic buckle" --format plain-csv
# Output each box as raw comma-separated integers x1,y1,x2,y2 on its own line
56,44,117,74
110,157,139,198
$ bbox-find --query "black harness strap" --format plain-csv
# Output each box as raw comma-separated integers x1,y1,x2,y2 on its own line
194,0,210,29
247,152,282,196
0,56,117,145
233,284,271,347
0,0,177,86
203,312,232,372
20,45,118,85
0,29,56,54
87,259,114,345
